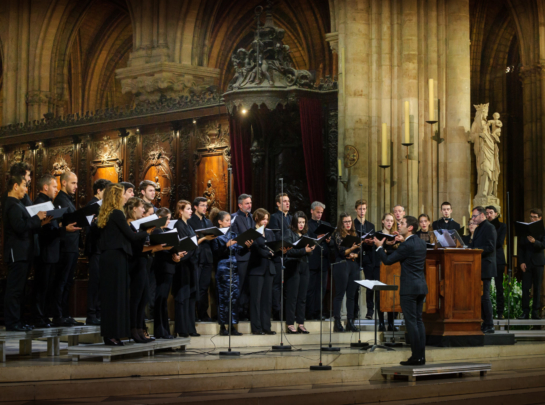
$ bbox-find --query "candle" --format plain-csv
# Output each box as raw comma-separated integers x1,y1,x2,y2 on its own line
338,158,342,177
404,101,410,144
514,236,518,256
429,79,434,121
462,216,467,235
421,204,424,214
382,123,388,165
503,245,507,260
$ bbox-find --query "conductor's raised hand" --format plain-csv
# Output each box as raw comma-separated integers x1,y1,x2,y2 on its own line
373,237,385,247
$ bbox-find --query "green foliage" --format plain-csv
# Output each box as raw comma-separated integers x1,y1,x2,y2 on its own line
491,276,532,330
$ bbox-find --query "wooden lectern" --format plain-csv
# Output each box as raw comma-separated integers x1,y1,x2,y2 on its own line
380,248,483,346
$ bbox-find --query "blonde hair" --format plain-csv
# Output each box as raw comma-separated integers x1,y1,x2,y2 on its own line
98,183,125,228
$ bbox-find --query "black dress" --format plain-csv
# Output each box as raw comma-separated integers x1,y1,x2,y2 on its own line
128,223,151,330
98,210,148,338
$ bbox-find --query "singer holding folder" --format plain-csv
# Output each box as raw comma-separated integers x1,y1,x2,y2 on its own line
374,216,428,366
332,213,362,333
96,184,152,346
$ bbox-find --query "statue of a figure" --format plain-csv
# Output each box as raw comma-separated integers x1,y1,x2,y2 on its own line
154,176,162,204
469,104,502,200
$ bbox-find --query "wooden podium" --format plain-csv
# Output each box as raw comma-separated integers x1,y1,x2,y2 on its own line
380,248,484,346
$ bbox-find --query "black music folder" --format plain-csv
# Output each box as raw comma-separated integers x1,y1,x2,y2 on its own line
340,235,363,248
515,219,545,239
234,227,263,245
266,240,295,252
314,223,336,236
62,204,99,228
374,231,397,242
195,227,228,237
149,231,179,248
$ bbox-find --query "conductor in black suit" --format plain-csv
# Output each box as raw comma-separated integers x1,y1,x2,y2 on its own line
230,194,255,319
517,208,545,320
267,193,291,319
374,216,428,366
3,175,49,331
432,201,461,231
486,206,507,319
469,206,497,333
51,171,83,326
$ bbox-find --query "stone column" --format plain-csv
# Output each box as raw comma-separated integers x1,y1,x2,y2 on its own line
443,0,471,220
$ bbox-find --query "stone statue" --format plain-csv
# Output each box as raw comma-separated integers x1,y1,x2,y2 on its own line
469,103,502,211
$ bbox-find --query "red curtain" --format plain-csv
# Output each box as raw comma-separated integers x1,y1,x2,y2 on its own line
229,112,252,197
300,98,325,204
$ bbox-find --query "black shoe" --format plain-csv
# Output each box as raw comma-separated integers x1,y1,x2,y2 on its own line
230,325,242,336
297,326,310,334
66,317,84,326
189,332,200,337
219,325,229,336
32,319,51,328
346,319,359,332
287,326,298,334
532,311,542,320
388,325,399,332
400,358,425,366
131,329,148,344
517,312,530,320
378,321,386,332
264,330,276,335
252,331,265,335
483,328,495,334
6,323,30,332
86,317,101,326
52,317,73,327
103,337,123,346
365,310,373,320
179,333,189,338
334,319,345,333
199,317,213,323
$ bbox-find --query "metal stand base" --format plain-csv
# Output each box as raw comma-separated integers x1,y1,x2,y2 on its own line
321,345,341,352
219,350,240,356
350,342,370,349
368,344,395,352
384,342,403,348
272,344,292,351
310,364,332,371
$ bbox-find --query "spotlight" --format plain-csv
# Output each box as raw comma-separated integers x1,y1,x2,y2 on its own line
135,128,140,134
193,119,197,124
241,109,247,115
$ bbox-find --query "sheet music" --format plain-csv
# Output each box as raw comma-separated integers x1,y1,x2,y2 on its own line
191,236,198,245
256,225,265,235
219,227,229,235
86,215,94,225
131,214,159,230
165,219,177,230
26,202,55,216
355,280,386,289
434,230,456,248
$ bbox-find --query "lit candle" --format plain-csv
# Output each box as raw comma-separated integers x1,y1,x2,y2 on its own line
338,158,342,177
429,79,434,121
382,123,388,165
514,236,518,256
421,204,424,214
503,245,507,259
404,101,410,144
462,216,467,235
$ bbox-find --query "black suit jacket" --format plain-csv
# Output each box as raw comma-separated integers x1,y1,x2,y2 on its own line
3,196,42,263
354,218,375,265
518,229,545,267
469,220,497,279
84,196,100,257
268,210,292,239
376,235,428,296
34,193,65,264
248,229,276,276
432,218,461,231
54,190,80,253
187,213,213,264
1,190,32,212
151,228,177,274
490,219,507,266
175,219,199,291
97,209,148,256
283,229,313,266
308,218,332,270
230,210,255,262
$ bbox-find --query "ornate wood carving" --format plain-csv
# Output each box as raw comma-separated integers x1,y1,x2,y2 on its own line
177,125,193,206
90,135,123,182
327,108,338,223
78,137,89,208
48,145,75,174
127,134,138,185
140,132,174,208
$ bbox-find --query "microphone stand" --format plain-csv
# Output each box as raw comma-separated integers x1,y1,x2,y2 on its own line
310,243,332,369
272,178,292,351
352,183,369,348
384,274,402,347
322,260,344,352
220,225,240,356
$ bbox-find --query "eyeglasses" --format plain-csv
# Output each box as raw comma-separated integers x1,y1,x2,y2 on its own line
343,220,352,224
471,214,480,219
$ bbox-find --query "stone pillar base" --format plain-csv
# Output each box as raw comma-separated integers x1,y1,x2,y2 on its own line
473,196,501,214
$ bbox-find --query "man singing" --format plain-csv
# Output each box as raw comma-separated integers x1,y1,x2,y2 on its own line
374,216,428,366
432,201,461,231
139,180,157,212
354,199,376,320
486,205,507,319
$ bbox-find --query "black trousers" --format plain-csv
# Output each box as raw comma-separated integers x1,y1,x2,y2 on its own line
482,278,493,329
31,258,55,321
172,270,196,335
285,262,309,325
400,294,426,360
272,260,282,315
522,265,544,313
494,265,505,315
249,268,274,332
237,260,250,317
154,271,173,338
4,261,31,328
363,260,376,314
146,255,155,321
52,252,79,319
197,262,213,319
306,266,328,319
86,253,101,320
333,260,360,320
99,250,130,338
129,256,149,329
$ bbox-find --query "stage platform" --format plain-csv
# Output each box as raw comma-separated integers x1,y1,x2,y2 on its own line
1,339,545,403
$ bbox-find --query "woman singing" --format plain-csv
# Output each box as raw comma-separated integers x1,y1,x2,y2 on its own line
416,214,437,244
333,213,361,332
97,184,154,346
283,211,314,334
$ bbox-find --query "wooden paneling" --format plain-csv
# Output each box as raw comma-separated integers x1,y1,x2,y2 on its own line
94,167,118,183
194,155,229,211
143,165,171,208
379,263,402,313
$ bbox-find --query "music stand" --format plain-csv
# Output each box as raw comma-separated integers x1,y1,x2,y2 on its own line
355,281,398,352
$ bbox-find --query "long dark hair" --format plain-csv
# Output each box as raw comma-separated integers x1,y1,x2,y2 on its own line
210,207,230,227
336,212,355,238
290,211,308,235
